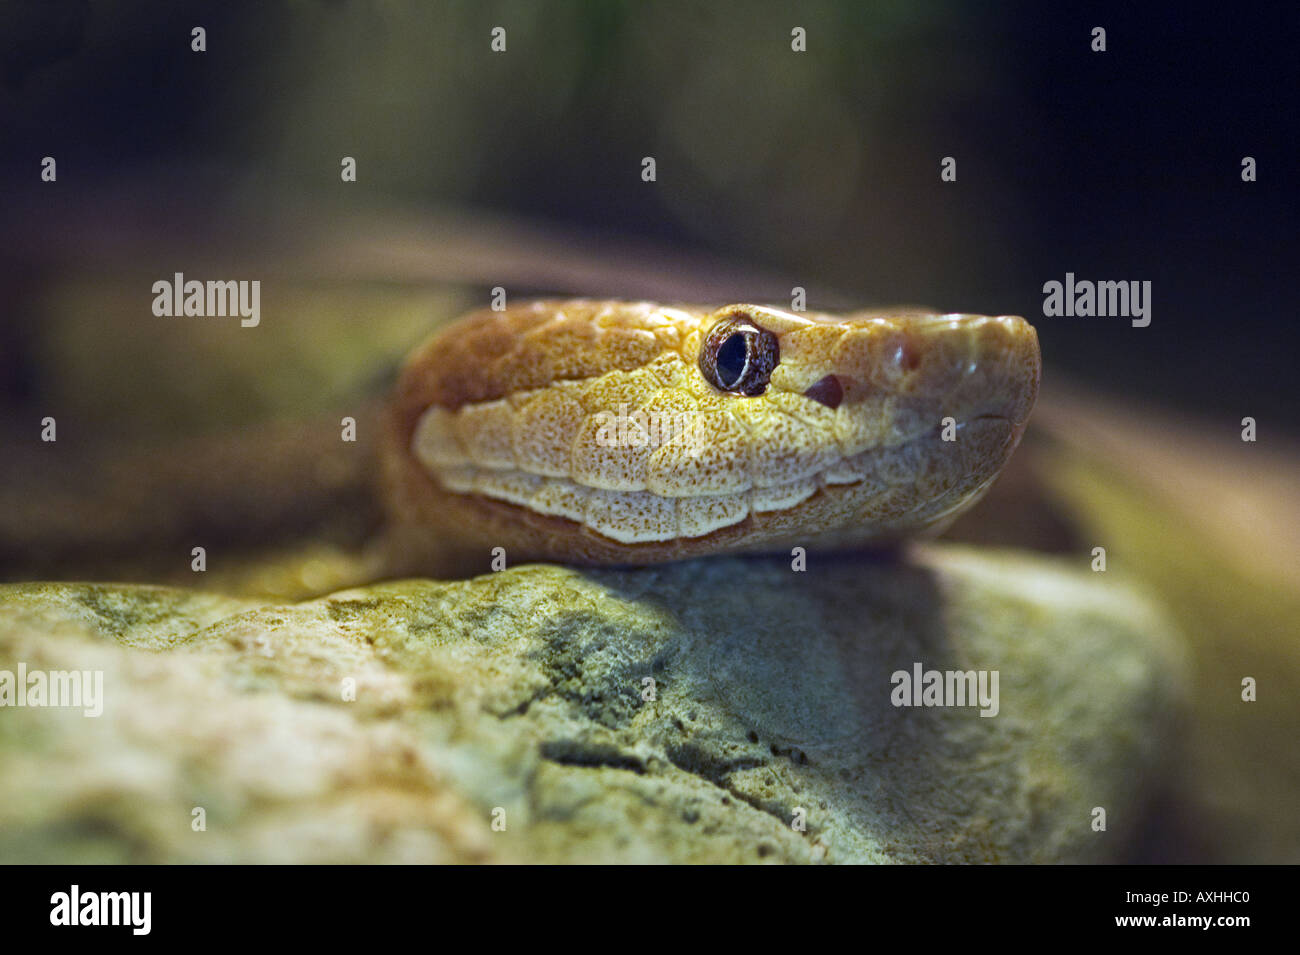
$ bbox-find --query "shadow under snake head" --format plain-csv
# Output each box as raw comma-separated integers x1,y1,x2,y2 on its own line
381,300,1040,566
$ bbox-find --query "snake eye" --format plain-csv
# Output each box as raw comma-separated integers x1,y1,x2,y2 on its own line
700,316,780,396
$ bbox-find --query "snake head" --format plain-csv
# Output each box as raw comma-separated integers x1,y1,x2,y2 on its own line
686,303,1041,543
385,300,1040,563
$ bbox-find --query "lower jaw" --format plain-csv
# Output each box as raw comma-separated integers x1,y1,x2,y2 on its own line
433,413,1016,546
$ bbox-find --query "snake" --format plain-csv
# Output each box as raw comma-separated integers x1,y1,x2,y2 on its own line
380,300,1041,565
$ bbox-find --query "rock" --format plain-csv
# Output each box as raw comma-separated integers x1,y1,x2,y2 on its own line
0,546,1186,863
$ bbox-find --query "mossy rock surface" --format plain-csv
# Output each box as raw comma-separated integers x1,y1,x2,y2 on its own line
0,545,1185,864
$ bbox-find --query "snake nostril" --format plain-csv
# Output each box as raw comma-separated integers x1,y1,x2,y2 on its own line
898,339,921,371
803,374,843,409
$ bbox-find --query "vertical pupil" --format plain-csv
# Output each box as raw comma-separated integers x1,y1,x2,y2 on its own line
716,332,748,387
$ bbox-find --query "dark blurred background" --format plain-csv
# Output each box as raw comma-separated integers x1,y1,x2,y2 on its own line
0,0,1296,434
